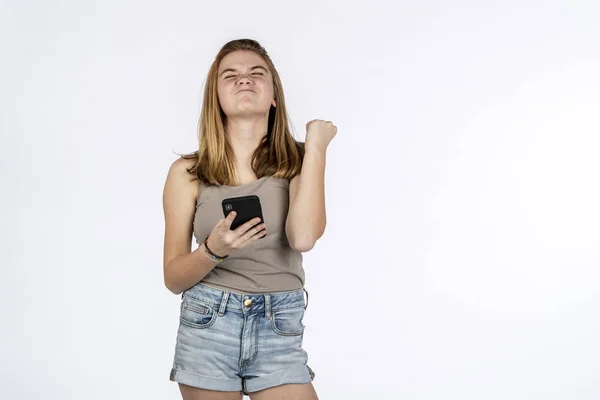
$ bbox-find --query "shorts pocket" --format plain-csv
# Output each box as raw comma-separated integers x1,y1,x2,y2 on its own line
270,306,305,336
180,295,217,329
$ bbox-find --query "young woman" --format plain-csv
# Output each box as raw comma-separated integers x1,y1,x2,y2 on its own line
163,38,336,400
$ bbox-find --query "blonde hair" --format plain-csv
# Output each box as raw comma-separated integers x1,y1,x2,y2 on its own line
181,38,304,186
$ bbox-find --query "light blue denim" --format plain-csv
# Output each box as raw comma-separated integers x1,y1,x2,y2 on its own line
169,282,315,394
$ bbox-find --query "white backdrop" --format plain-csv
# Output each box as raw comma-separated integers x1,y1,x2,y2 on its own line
2,0,599,399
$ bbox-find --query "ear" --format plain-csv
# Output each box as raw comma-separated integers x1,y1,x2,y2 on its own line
272,98,276,107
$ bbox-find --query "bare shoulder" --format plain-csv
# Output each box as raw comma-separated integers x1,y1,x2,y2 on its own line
165,157,199,195
162,156,200,219
168,156,198,180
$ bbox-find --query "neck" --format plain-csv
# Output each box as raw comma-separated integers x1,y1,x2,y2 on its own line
225,116,268,167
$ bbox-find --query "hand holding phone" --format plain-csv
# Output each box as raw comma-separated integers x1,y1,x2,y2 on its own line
222,195,265,231
204,195,267,257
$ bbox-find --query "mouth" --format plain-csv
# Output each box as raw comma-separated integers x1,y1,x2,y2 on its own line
236,89,256,94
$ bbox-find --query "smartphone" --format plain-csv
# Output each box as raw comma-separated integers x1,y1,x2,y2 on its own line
221,195,265,234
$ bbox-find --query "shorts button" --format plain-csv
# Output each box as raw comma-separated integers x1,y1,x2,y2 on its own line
244,298,253,307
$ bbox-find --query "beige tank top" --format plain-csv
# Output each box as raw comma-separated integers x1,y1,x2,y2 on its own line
192,175,305,294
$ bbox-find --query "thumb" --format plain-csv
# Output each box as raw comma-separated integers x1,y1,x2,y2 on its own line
223,211,237,229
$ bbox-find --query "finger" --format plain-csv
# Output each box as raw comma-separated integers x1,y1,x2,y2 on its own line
236,226,267,249
222,211,237,229
235,221,265,245
233,217,262,236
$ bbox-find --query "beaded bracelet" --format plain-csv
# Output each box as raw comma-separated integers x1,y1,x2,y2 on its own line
203,235,229,262
200,244,220,262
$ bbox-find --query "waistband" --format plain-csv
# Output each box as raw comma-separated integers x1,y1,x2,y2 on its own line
182,282,309,317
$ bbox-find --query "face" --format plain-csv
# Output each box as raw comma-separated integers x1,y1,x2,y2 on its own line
217,50,276,119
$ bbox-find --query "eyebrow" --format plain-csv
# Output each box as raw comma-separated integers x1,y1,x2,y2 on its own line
219,65,268,77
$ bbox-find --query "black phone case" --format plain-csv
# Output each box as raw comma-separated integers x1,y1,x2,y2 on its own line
221,195,265,235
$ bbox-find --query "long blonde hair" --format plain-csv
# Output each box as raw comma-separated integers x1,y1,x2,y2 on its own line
181,38,304,186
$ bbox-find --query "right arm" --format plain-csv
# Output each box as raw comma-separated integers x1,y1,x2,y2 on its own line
162,158,218,295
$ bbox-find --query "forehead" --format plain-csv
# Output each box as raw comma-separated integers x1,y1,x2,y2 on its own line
219,50,268,71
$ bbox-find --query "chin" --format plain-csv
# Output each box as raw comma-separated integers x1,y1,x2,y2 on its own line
230,107,270,117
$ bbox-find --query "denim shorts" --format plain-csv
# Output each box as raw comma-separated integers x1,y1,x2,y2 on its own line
169,282,315,394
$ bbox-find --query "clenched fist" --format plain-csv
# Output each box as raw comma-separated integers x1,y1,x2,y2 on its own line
305,119,337,152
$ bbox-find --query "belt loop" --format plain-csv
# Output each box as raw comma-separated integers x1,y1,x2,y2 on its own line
218,291,230,316
265,294,272,319
303,288,309,310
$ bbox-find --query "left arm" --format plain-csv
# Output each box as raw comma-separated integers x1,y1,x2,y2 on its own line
285,146,327,252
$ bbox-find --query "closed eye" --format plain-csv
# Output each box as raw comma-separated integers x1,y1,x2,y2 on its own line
224,72,264,79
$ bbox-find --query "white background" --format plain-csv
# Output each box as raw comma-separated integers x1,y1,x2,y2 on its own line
2,0,599,399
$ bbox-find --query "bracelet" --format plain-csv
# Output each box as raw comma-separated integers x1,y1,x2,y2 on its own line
200,244,220,262
203,235,229,262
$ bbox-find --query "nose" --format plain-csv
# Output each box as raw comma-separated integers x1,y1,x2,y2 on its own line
236,72,253,84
